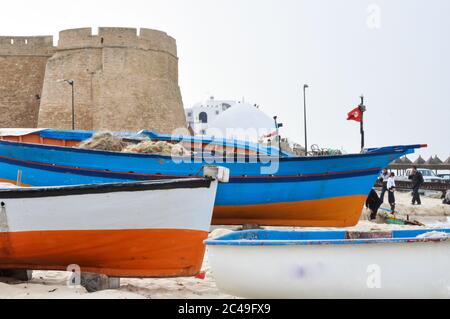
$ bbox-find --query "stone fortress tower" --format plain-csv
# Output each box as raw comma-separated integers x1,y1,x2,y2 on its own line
38,27,186,133
0,36,55,128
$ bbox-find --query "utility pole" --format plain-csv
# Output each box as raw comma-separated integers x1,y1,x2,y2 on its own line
303,84,309,156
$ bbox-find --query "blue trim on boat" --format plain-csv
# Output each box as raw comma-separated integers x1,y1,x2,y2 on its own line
39,129,95,141
36,129,423,159
230,168,381,183
205,229,450,246
36,129,293,156
0,139,422,163
0,155,177,180
0,155,381,183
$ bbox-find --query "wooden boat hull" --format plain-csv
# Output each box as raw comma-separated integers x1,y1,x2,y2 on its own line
0,129,425,227
206,229,450,299
0,178,217,277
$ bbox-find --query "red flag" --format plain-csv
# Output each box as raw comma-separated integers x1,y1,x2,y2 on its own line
347,107,363,122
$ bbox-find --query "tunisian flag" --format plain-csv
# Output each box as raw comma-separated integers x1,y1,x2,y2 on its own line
347,107,363,122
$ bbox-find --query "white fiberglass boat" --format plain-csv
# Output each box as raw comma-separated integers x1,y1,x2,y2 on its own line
206,228,450,299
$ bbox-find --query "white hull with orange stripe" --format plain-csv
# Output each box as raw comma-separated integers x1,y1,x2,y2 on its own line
0,176,220,277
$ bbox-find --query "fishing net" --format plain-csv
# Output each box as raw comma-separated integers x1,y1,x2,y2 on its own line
123,140,190,156
78,132,129,152
78,132,191,156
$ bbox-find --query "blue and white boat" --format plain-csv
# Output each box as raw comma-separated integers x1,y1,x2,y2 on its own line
206,228,450,299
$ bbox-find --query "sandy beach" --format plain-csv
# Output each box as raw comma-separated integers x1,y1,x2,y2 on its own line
1,190,449,299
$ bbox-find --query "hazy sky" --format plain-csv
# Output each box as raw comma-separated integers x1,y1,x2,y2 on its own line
1,0,449,159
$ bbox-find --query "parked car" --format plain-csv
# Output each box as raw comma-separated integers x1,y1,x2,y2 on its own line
396,169,445,183
438,173,450,181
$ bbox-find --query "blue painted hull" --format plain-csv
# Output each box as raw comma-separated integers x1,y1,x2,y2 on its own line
0,138,422,226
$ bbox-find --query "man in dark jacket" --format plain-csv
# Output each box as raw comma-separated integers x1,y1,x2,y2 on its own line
378,169,390,203
409,166,424,205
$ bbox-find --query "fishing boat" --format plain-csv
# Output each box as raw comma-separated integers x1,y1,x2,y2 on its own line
0,129,426,227
0,166,228,278
205,229,450,299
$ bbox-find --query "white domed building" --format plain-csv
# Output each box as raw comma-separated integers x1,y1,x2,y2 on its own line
185,97,277,143
206,103,276,143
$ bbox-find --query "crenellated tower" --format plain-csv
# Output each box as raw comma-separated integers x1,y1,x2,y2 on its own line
37,27,186,133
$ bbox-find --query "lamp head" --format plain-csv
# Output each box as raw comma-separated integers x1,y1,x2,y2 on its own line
57,79,74,85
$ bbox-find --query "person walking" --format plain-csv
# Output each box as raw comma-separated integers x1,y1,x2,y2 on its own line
409,166,424,205
387,172,396,212
378,169,390,203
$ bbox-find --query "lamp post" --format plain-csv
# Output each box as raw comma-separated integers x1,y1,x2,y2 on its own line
303,84,309,156
59,79,75,130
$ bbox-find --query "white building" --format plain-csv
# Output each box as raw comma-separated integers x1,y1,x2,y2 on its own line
185,97,276,142
185,97,235,135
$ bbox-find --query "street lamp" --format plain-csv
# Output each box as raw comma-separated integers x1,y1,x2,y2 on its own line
58,79,75,130
303,84,309,156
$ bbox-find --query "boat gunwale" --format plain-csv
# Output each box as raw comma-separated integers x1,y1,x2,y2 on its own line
0,139,422,163
205,229,450,246
0,154,384,182
0,177,213,199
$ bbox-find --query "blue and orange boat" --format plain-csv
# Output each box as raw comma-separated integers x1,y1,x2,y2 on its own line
0,129,425,227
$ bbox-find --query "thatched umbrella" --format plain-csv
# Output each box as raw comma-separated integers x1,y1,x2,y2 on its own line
402,156,413,164
445,156,450,164
414,155,426,165
433,155,443,164
425,156,437,165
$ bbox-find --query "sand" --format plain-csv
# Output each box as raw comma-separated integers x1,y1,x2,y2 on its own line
0,191,449,299
0,253,235,300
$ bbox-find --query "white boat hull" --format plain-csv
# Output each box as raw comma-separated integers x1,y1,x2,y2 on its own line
207,230,450,299
0,178,218,277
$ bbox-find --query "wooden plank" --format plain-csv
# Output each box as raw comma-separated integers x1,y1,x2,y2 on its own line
0,269,32,282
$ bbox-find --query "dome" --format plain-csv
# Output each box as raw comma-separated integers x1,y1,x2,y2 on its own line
206,102,275,142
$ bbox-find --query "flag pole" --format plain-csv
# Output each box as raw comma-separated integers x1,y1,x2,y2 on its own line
359,95,366,152
273,116,281,156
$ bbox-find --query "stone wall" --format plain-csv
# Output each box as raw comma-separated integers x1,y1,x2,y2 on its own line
0,36,54,128
38,27,186,133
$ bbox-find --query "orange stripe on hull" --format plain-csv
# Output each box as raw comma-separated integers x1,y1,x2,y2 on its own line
212,195,367,227
0,134,80,147
0,229,208,278
0,178,30,187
